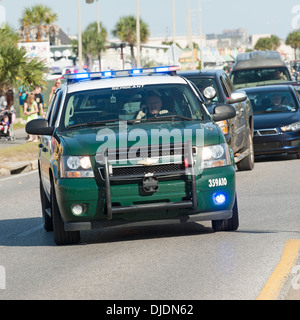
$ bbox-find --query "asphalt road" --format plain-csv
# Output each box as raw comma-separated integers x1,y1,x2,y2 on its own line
0,126,27,149
0,155,300,300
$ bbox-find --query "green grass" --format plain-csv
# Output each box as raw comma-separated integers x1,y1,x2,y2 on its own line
0,142,39,163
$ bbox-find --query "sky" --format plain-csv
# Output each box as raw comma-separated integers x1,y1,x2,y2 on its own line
1,0,300,40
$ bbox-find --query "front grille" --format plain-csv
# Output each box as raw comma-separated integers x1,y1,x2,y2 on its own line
254,141,282,151
254,128,278,136
112,163,185,176
286,139,300,147
95,143,196,163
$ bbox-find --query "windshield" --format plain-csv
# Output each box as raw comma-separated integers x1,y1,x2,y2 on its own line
185,77,222,102
60,83,206,131
230,67,291,88
245,89,298,115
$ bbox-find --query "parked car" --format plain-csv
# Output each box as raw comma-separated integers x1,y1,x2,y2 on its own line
179,69,254,171
230,51,292,89
242,85,300,158
26,66,239,245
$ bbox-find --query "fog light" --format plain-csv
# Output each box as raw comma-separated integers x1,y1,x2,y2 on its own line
213,192,226,205
72,204,84,215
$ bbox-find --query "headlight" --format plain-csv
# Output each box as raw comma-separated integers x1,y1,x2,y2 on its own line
61,156,94,178
281,122,300,132
201,143,231,169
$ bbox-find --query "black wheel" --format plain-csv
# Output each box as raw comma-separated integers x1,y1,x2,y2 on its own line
212,195,239,231
51,180,80,245
236,132,254,171
40,179,53,231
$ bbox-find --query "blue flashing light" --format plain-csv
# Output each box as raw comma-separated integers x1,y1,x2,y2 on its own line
103,71,113,78
132,69,142,75
213,192,227,205
63,65,180,83
155,66,170,73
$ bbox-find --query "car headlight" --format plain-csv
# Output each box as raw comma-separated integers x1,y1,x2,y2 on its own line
201,143,231,169
281,122,300,132
61,156,94,178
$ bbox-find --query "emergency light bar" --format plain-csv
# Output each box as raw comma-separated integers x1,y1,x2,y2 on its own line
63,65,180,83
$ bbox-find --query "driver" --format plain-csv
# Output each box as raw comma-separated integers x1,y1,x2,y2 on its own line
136,93,169,119
266,94,292,112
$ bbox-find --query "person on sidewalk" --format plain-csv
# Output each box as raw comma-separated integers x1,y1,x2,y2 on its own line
23,93,39,142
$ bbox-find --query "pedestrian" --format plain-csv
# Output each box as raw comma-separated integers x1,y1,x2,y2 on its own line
4,89,16,123
34,85,45,117
48,79,61,105
23,85,45,118
24,92,39,142
18,84,29,109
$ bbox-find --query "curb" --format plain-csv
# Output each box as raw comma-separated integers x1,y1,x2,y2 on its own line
0,160,38,176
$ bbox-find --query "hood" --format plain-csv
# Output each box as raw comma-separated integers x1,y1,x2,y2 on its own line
254,111,300,130
59,120,222,156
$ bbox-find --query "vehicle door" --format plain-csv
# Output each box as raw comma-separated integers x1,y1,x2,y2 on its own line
220,74,246,152
40,89,63,197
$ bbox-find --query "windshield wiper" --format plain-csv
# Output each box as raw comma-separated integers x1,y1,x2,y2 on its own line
67,119,120,129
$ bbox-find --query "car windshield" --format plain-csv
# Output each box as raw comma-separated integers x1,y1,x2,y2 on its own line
60,83,206,131
231,67,291,88
185,77,222,102
246,89,298,115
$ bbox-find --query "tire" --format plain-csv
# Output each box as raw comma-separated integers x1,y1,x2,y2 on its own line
212,195,239,231
236,131,254,171
40,179,53,231
51,180,80,245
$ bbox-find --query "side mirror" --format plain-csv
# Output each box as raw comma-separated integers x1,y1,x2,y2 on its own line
203,86,217,100
211,104,236,122
25,118,54,136
226,91,247,104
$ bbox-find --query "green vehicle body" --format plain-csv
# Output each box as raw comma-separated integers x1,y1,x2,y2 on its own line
27,68,238,245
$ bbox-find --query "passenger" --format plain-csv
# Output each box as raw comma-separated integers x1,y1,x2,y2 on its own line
0,114,10,134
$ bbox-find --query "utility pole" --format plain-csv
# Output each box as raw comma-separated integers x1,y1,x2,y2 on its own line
172,0,176,64
186,0,193,52
198,0,203,69
136,0,141,68
78,0,83,70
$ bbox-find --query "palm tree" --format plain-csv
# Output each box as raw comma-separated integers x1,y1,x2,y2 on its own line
20,5,57,42
0,25,46,94
286,31,300,63
112,15,150,68
82,22,107,71
20,7,35,42
255,35,281,51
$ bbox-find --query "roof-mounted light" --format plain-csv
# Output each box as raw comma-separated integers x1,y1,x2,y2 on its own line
63,65,180,83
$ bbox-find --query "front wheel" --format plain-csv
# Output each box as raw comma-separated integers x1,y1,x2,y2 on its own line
236,132,254,171
51,180,80,245
212,195,239,231
40,179,53,231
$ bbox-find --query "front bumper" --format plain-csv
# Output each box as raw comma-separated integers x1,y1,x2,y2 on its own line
254,130,300,155
54,142,236,228
64,209,233,231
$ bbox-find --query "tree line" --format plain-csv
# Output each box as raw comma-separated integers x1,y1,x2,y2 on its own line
0,4,149,94
255,31,300,62
3,3,300,95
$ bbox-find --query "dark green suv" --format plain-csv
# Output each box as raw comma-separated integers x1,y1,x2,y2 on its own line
26,66,239,245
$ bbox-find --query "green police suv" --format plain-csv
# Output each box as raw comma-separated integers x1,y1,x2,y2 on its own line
26,66,239,245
